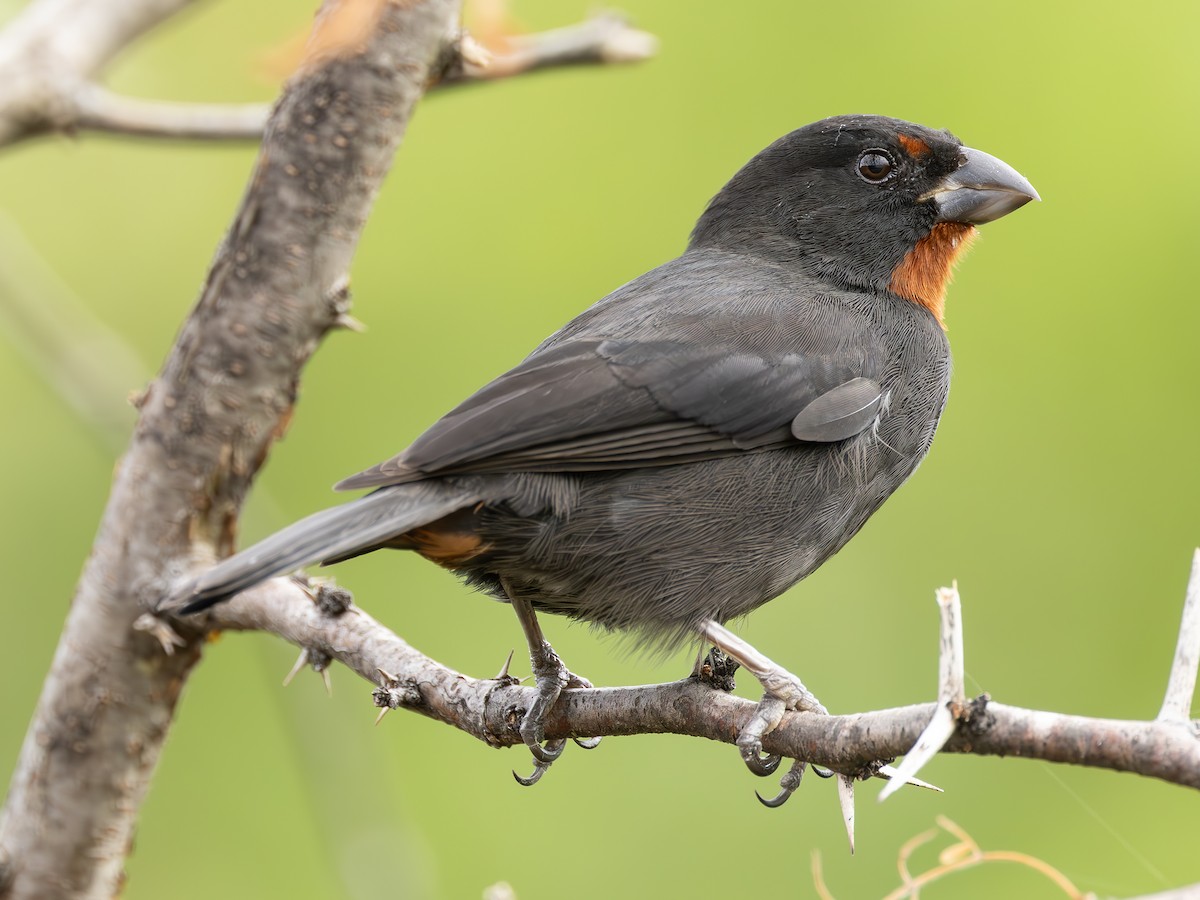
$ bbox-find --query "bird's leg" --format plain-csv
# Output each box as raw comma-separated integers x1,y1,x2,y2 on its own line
507,588,600,783
509,594,570,764
700,620,827,777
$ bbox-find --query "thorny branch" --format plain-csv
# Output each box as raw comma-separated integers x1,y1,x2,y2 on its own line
205,567,1200,792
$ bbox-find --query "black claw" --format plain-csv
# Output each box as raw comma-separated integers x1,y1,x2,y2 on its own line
755,787,795,808
812,765,836,779
573,735,602,750
742,751,782,777
513,762,550,787
525,737,566,764
755,759,807,808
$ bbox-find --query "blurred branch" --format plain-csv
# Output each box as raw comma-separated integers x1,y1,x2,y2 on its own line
205,570,1200,793
0,0,655,147
442,11,658,85
73,84,271,141
0,1,463,896
0,0,202,145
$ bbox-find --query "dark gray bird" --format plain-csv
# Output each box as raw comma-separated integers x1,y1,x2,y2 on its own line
173,114,1037,789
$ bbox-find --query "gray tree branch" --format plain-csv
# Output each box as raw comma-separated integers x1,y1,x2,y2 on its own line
0,1,462,896
205,571,1200,793
0,0,202,145
72,83,272,141
443,11,659,84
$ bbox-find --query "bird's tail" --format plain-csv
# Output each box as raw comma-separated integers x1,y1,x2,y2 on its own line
170,481,479,614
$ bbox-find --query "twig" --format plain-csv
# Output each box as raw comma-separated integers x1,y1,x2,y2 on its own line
1158,549,1200,722
73,84,270,140
878,583,966,801
444,11,658,84
0,0,656,148
0,0,200,145
876,816,1089,900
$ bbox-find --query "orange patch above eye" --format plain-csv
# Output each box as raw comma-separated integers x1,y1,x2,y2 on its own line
897,134,932,158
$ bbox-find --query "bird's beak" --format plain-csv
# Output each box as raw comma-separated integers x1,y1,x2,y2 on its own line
926,147,1040,225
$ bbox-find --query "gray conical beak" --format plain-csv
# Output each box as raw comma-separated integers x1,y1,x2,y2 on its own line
927,147,1040,225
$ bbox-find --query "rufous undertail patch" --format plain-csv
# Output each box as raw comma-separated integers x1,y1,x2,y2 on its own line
399,506,490,568
406,526,488,567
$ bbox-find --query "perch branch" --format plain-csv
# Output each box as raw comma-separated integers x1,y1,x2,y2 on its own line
205,573,1200,793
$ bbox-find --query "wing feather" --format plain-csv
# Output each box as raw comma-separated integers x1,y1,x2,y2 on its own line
336,256,886,492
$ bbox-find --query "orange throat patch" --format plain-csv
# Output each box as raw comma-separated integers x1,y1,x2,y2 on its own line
888,222,978,328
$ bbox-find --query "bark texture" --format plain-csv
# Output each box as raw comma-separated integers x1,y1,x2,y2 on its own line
211,578,1200,791
0,1,461,896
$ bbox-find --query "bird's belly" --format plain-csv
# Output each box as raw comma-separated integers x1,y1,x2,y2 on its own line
465,428,926,648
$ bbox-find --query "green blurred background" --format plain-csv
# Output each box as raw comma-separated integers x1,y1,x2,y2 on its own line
2,0,1199,897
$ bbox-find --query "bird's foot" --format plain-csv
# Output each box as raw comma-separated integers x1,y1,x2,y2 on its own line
736,664,828,776
700,620,829,804
512,640,600,786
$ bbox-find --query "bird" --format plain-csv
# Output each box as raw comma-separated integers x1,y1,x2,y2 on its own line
171,114,1037,792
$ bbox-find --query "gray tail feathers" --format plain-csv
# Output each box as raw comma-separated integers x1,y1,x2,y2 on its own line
170,482,478,614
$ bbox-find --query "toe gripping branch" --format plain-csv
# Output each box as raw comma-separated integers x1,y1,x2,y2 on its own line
700,619,827,771
505,590,602,786
699,613,948,853
511,641,602,787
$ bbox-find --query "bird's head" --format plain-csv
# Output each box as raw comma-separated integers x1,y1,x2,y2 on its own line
689,114,1039,325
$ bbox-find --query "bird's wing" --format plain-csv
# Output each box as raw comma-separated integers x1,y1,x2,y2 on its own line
336,328,883,490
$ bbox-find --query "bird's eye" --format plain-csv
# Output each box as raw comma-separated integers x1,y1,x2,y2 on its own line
857,150,895,183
